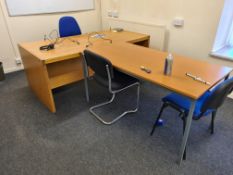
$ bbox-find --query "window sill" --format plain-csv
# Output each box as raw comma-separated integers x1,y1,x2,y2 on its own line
210,46,233,61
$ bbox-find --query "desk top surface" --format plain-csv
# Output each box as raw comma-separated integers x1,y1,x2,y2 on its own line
19,30,232,99
87,42,232,100
19,31,150,64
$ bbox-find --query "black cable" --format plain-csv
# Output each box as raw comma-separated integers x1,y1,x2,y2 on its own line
49,29,59,45
40,29,80,51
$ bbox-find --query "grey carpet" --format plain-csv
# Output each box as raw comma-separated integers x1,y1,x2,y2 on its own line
0,71,233,175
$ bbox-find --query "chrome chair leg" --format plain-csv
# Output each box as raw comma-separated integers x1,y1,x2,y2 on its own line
82,54,90,102
89,82,140,125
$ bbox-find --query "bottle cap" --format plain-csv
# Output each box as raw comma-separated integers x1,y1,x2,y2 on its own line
167,53,173,60
166,53,173,61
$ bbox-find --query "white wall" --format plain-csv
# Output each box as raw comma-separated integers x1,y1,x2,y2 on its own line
0,0,102,73
101,0,233,98
0,4,16,71
101,0,233,68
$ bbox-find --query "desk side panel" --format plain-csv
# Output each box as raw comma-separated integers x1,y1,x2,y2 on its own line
130,37,150,47
19,46,56,112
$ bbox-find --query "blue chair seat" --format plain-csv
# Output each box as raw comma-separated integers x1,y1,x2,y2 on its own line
162,91,212,119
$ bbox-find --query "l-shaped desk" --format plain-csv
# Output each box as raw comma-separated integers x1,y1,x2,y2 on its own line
19,31,232,164
19,31,150,113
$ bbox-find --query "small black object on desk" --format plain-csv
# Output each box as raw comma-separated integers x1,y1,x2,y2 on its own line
39,43,55,51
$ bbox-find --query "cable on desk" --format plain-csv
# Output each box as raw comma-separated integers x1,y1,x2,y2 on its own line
86,31,112,48
40,29,80,51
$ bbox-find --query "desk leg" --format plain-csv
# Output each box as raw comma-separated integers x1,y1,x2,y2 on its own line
82,55,89,102
179,100,196,165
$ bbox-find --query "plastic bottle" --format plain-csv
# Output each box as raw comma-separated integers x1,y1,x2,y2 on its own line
164,53,173,76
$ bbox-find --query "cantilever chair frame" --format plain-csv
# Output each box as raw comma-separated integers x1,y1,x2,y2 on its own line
82,54,140,125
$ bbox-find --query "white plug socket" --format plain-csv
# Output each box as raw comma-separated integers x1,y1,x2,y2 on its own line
107,10,112,17
173,17,184,27
15,58,22,65
112,10,119,18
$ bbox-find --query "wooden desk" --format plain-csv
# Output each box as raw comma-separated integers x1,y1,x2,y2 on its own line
86,42,233,164
88,42,232,99
18,31,150,113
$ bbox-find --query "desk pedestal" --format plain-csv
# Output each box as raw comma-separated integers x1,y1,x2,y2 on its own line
19,47,88,113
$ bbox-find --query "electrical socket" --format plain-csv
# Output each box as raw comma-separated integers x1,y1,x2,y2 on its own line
15,58,22,65
173,17,184,27
112,10,119,18
107,10,112,17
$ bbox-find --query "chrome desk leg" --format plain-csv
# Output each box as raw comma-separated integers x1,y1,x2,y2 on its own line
82,56,89,102
179,100,196,165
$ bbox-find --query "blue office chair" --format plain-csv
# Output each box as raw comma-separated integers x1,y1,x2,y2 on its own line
59,16,82,37
150,77,233,159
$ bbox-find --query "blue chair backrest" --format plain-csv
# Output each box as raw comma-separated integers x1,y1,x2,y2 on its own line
201,77,233,113
59,16,82,37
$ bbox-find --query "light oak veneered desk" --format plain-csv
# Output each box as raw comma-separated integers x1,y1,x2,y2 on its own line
86,42,233,164
88,42,232,99
18,31,150,113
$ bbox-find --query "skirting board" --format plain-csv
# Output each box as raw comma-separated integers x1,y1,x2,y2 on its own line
228,93,233,99
4,64,23,73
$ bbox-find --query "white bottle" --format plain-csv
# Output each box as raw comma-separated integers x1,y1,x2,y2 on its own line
164,53,173,76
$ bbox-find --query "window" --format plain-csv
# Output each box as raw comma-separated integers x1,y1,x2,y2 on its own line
211,0,233,61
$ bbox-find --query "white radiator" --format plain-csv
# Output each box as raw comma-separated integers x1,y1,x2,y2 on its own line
102,17,166,51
